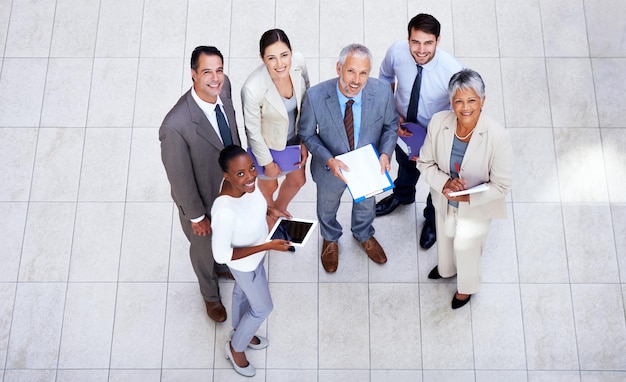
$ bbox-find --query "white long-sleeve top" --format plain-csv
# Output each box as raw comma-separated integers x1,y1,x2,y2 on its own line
211,187,268,272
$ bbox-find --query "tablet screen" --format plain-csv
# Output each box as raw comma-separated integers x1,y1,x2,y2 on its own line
266,218,317,247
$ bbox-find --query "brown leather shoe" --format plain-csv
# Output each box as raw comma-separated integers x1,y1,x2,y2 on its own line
360,236,387,264
321,240,339,273
205,300,227,322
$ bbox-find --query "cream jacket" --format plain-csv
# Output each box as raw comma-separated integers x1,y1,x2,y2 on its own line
417,110,512,220
241,51,309,166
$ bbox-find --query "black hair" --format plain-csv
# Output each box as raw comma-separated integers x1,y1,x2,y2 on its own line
259,29,292,57
191,46,223,71
218,145,247,172
407,13,441,39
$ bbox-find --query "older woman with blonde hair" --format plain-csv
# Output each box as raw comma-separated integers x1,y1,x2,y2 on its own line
417,68,512,309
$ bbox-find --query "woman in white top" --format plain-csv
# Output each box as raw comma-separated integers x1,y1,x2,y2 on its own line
211,145,292,377
241,28,310,226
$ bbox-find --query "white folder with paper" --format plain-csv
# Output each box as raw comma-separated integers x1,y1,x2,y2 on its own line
335,144,394,202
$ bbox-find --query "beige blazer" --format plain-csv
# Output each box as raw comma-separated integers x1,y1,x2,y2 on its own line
417,110,512,220
241,51,309,166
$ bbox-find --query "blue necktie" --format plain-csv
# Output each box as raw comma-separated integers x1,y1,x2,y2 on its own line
215,105,233,146
406,64,422,123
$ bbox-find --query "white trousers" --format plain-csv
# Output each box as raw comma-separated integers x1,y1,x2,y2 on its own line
435,205,492,295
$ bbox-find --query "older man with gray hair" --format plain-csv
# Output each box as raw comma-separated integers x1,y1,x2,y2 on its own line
298,43,399,273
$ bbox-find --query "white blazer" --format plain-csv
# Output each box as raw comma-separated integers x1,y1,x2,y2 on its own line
417,110,513,220
241,51,309,166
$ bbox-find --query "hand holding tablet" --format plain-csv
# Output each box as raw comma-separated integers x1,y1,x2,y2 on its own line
266,217,318,247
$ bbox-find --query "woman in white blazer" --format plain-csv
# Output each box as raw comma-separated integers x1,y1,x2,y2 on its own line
417,69,512,309
241,29,310,225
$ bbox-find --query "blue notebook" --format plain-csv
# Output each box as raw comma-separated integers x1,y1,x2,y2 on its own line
247,145,301,176
398,122,427,158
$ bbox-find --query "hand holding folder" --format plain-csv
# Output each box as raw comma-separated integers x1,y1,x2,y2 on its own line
246,145,301,176
335,144,394,202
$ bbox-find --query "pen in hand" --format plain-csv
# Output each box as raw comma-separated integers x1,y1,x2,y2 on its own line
454,162,461,175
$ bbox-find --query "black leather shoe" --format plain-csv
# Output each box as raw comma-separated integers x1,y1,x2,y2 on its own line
451,292,471,309
375,195,414,216
420,222,436,249
428,266,442,279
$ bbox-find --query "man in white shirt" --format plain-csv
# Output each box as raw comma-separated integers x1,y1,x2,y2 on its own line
160,46,241,322
375,14,463,249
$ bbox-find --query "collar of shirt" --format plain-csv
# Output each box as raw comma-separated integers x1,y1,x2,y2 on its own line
335,81,363,148
190,87,229,137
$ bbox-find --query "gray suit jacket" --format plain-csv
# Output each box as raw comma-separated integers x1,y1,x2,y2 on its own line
298,77,398,191
159,76,241,220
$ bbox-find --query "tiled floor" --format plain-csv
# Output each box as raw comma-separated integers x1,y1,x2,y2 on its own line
1,0,626,381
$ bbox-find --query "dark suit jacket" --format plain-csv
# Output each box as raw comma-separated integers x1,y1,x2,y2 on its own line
160,76,241,220
298,77,398,191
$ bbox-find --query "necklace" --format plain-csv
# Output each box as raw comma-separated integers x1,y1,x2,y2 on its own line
455,127,474,140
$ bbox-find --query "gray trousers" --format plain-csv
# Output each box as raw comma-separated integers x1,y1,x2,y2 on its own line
230,260,273,352
316,184,376,242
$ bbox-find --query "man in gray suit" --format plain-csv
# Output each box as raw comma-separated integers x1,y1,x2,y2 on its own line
160,46,241,322
298,43,398,273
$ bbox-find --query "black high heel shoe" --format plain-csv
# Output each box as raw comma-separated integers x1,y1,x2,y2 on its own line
451,292,471,309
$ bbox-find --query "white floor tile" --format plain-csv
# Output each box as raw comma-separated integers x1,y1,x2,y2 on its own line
56,369,109,382
472,284,526,369
318,283,370,369
0,2,10,55
369,283,421,369
0,58,47,127
41,58,92,128
108,369,161,382
319,0,364,58
562,204,619,283
612,205,626,282
49,0,100,58
184,0,232,59
3,0,55,58
318,369,370,382
509,128,560,202
229,0,275,58
528,370,581,382
514,203,569,283
0,129,36,201
602,130,626,203
6,283,66,369
266,283,318,369
555,128,609,203
501,58,552,128
69,202,123,281
162,282,216,368
0,203,27,281
422,370,475,382
420,283,474,369
521,284,579,370
476,370,528,382
109,283,167,368
3,369,56,382
87,58,138,127
0,283,16,369
581,371,626,382
19,202,76,281
571,284,626,370
94,0,143,57
364,0,406,57
482,207,518,283
585,0,626,57
119,202,173,281
371,369,423,382
496,0,544,57
540,0,589,57
161,369,214,382
30,128,84,202
547,58,598,127
140,0,186,58
167,210,199,282
592,58,626,128
275,0,320,58
452,0,499,57
126,128,172,202
57,283,117,368
134,58,184,127
266,369,317,382
78,128,131,202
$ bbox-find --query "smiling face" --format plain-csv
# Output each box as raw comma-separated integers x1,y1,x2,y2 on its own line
408,29,439,66
262,41,292,80
223,154,257,195
191,53,224,103
452,88,485,128
336,54,370,98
